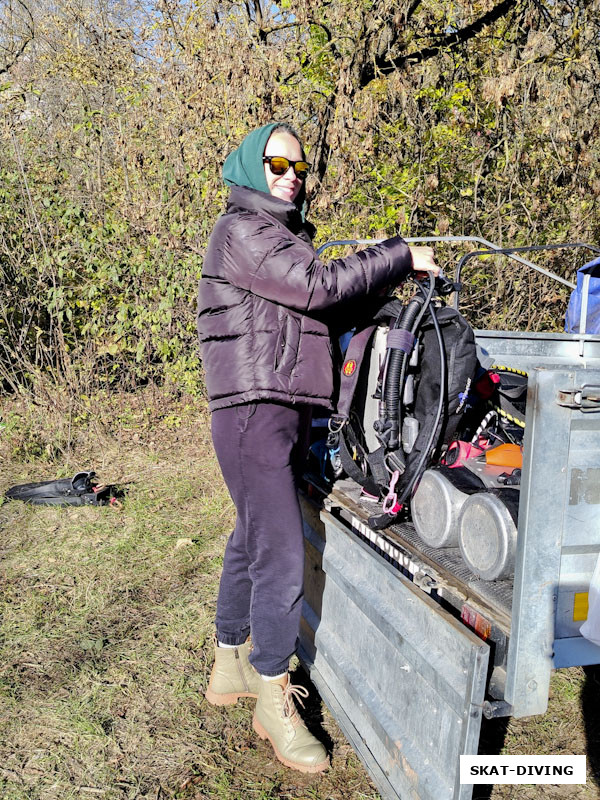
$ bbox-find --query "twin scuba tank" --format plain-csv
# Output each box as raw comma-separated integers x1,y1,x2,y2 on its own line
333,275,527,582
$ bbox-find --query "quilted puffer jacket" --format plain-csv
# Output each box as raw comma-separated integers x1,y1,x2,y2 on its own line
197,186,413,411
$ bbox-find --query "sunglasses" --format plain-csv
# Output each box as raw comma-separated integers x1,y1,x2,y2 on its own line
263,156,310,179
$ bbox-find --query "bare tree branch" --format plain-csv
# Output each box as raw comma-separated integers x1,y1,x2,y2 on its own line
0,0,34,75
359,0,520,86
405,0,423,24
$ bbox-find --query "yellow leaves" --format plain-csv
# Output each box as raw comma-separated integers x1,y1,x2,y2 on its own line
430,123,460,145
365,77,388,102
481,73,517,107
415,85,445,102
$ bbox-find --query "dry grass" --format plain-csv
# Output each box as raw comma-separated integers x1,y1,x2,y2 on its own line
0,388,598,800
0,389,378,800
477,668,600,800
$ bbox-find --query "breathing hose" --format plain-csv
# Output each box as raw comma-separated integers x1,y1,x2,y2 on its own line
396,274,446,505
368,272,454,529
381,275,437,450
382,297,423,449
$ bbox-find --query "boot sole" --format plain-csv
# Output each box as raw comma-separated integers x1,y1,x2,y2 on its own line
205,688,258,706
252,716,329,774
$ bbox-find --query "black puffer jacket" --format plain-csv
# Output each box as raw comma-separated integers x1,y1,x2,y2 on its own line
197,186,413,411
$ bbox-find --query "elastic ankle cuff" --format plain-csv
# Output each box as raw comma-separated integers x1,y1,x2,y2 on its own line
216,633,248,647
260,671,288,681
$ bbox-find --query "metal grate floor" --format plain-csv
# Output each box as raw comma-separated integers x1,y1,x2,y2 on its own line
332,478,514,620
391,519,514,618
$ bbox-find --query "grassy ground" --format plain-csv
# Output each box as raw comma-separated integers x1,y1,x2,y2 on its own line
0,389,598,800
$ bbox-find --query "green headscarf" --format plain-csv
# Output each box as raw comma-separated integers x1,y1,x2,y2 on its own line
222,123,279,195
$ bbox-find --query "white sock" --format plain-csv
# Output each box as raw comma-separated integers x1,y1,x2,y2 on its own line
261,671,288,681
217,641,239,649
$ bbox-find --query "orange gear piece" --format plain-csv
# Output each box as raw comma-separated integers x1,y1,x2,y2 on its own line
485,443,523,468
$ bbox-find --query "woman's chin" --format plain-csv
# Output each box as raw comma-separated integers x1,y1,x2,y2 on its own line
273,189,298,203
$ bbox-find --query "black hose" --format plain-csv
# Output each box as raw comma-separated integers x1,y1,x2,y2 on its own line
382,274,435,450
394,277,436,438
397,274,446,504
383,297,423,449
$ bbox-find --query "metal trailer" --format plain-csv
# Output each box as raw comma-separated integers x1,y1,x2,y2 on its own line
298,239,600,800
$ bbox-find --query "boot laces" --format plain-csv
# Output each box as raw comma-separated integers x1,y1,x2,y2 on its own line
282,682,309,726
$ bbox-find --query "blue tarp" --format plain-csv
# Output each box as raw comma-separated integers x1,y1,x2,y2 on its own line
565,256,600,334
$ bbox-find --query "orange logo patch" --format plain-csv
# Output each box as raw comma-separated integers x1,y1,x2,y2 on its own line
343,359,357,377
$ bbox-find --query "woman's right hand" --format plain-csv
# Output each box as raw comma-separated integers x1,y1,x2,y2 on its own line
408,246,440,277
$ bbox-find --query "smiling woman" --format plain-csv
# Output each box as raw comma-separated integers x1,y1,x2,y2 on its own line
262,130,308,203
196,121,439,775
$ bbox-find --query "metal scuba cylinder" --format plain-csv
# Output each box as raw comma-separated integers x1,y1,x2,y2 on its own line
411,469,470,548
457,489,519,581
362,326,389,453
411,464,489,548
411,445,521,580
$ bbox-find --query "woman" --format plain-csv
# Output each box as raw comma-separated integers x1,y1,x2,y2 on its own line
197,122,439,774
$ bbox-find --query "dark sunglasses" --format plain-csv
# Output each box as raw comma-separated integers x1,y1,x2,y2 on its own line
263,156,310,179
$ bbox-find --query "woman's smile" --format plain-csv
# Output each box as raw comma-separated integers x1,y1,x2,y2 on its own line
263,132,303,203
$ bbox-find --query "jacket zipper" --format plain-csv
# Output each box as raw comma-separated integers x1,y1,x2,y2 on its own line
275,322,287,371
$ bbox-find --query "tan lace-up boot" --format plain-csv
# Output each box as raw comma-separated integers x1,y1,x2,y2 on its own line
252,676,329,773
205,640,262,705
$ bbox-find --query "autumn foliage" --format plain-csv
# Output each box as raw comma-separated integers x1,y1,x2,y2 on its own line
1,0,599,395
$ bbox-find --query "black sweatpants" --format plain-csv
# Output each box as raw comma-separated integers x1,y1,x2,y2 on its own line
211,401,312,677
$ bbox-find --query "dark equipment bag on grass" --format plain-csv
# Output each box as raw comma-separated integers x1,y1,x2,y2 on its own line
5,471,117,506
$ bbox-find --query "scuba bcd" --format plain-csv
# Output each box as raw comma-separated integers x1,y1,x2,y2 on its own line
326,271,480,529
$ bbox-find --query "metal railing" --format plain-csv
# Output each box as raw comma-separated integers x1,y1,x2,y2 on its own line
316,236,600,296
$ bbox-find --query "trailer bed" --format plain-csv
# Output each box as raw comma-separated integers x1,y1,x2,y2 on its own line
329,478,514,626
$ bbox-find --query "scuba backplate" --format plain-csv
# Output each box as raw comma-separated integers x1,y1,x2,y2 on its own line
327,273,479,529
325,271,528,580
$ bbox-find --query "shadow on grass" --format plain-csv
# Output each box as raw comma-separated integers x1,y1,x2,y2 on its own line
290,663,335,756
472,715,510,800
582,665,600,788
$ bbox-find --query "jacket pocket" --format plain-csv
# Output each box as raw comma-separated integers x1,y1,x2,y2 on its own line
274,313,301,376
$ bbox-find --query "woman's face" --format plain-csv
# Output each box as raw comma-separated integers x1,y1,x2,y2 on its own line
263,131,304,204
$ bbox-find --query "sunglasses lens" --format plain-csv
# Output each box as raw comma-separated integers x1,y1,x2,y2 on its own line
265,157,310,179
294,162,309,178
269,157,289,175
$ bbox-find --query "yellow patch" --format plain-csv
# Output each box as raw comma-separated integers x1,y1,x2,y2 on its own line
573,592,589,622
343,359,357,377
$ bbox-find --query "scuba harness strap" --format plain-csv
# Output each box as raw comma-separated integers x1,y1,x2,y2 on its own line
333,323,378,422
327,300,424,493
337,430,381,497
327,323,379,494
